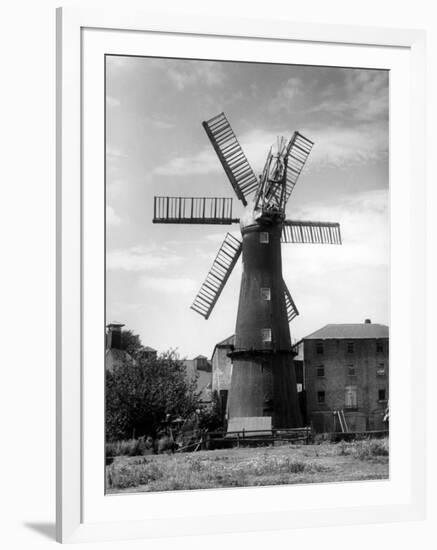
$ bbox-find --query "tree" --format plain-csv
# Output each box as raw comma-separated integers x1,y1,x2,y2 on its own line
119,329,143,358
106,350,200,441
197,390,223,432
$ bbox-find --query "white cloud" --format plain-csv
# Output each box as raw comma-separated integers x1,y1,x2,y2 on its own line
241,125,387,172
154,148,220,176
151,119,175,129
268,77,303,113
106,96,120,107
309,70,388,123
106,205,121,226
305,123,388,169
139,276,198,294
107,56,130,69
282,189,389,337
106,146,126,160
106,179,125,199
204,232,234,244
167,61,225,91
154,119,387,179
286,189,389,267
107,245,182,272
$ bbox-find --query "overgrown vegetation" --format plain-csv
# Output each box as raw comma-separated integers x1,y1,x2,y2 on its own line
337,437,389,461
107,449,329,491
196,390,222,432
118,329,144,358
106,349,200,441
106,438,154,458
106,440,389,493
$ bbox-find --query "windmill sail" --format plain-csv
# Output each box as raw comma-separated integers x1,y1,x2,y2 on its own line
153,196,237,224
284,132,313,204
203,113,258,206
283,281,299,322
281,221,342,244
191,233,242,319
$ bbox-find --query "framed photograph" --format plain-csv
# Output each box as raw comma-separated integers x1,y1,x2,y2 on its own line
56,6,426,543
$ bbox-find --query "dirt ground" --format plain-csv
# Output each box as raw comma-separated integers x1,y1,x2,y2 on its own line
106,438,389,494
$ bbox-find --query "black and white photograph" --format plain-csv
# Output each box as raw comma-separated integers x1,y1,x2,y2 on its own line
105,55,389,493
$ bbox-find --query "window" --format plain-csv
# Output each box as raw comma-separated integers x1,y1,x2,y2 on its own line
345,386,357,408
261,328,272,343
260,287,271,301
376,341,384,353
378,389,387,401
376,363,386,376
347,364,356,376
260,232,269,244
316,342,324,354
347,342,355,353
316,366,325,377
317,391,325,404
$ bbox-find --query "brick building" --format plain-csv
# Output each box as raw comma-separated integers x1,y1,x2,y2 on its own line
302,320,389,433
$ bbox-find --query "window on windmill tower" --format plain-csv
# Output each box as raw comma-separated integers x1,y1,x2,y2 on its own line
259,232,269,244
316,342,324,354
261,328,272,343
260,287,271,300
347,364,356,376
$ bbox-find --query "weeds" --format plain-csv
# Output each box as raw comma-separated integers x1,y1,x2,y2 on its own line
106,438,389,492
106,437,153,458
336,437,389,461
106,450,330,491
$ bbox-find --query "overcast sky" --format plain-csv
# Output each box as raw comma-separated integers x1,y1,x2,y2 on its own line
106,56,389,358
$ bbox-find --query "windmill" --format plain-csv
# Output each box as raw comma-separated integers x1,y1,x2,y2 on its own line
153,112,342,431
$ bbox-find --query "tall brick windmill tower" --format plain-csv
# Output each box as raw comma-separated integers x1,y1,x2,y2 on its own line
153,112,342,432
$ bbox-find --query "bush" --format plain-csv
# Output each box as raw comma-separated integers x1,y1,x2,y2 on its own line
106,437,154,458
337,437,389,460
106,350,200,441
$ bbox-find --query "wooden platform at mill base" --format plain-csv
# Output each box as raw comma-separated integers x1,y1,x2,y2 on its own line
206,417,313,449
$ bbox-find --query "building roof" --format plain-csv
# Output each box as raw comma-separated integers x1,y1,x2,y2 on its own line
216,334,236,347
211,334,236,361
303,323,389,340
143,346,156,352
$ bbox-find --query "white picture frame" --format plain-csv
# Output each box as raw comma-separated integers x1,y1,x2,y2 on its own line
56,6,426,543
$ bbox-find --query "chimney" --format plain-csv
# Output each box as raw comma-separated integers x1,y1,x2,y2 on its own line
364,319,371,324
106,322,125,350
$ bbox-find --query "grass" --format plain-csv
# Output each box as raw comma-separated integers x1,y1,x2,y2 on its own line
106,438,389,493
337,437,389,461
106,438,153,458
